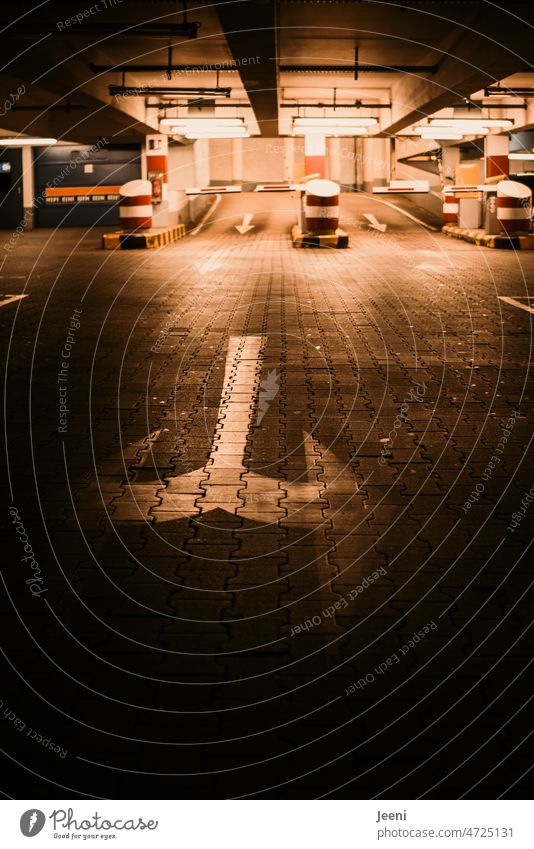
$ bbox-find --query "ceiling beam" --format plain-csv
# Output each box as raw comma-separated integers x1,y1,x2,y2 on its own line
379,4,534,136
215,0,279,137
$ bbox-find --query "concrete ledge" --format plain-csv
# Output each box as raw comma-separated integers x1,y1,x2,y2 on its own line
442,224,534,250
102,224,186,250
291,225,349,249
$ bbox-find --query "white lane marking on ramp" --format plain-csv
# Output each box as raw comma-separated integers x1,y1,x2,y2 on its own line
498,296,534,315
0,294,28,308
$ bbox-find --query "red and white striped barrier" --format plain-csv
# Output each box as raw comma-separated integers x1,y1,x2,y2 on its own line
119,179,152,230
443,184,498,194
373,180,429,194
497,180,532,234
305,179,339,234
255,183,295,192
186,185,241,195
443,196,459,224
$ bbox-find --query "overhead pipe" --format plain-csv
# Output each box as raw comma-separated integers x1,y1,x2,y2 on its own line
280,64,437,73
109,86,232,97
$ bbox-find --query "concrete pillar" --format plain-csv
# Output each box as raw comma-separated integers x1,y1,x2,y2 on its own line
359,137,389,193
328,137,341,183
142,134,169,227
485,134,509,180
304,134,326,179
441,146,461,183
193,139,210,187
21,145,34,229
232,137,243,185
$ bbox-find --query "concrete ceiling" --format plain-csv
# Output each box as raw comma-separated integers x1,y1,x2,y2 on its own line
1,0,533,143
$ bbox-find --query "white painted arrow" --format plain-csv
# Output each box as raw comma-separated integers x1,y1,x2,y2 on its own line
363,213,387,233
414,262,449,274
235,213,255,235
195,248,226,274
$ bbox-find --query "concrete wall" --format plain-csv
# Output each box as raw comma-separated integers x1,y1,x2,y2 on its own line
167,141,212,229
393,136,444,218
208,137,293,188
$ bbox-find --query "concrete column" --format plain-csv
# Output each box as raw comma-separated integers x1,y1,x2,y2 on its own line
441,146,461,183
328,137,341,183
21,145,34,229
284,137,294,183
143,134,170,227
360,137,390,192
304,134,326,179
485,134,509,180
232,137,243,185
193,139,210,187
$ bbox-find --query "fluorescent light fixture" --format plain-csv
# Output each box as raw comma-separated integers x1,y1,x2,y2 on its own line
185,129,249,139
0,137,57,146
292,126,368,136
168,124,248,134
418,129,463,140
414,125,487,136
160,117,243,127
430,118,513,129
509,152,534,160
294,117,377,127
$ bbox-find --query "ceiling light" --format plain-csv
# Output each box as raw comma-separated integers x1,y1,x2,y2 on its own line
418,129,463,140
430,118,513,129
292,126,368,136
294,117,377,127
0,137,57,146
184,129,249,139
414,125,487,137
509,152,534,160
160,117,244,127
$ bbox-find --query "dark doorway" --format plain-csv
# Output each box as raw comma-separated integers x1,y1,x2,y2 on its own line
0,148,23,230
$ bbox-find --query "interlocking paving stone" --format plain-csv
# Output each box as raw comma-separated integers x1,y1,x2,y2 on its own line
2,193,533,798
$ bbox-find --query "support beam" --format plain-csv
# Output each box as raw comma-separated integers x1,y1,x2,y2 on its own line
215,0,278,137
379,4,534,136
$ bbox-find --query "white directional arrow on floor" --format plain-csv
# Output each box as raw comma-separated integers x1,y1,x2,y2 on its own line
363,213,387,233
195,248,226,274
235,213,255,235
102,335,359,525
414,262,449,274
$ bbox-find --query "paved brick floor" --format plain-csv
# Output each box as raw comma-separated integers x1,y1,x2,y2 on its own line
1,193,533,798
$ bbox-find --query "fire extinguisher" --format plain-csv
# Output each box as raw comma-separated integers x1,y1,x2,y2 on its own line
149,171,163,204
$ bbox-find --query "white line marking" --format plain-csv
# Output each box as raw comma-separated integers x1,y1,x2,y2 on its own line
195,248,226,274
189,193,222,236
366,196,440,231
0,294,28,308
498,296,534,315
